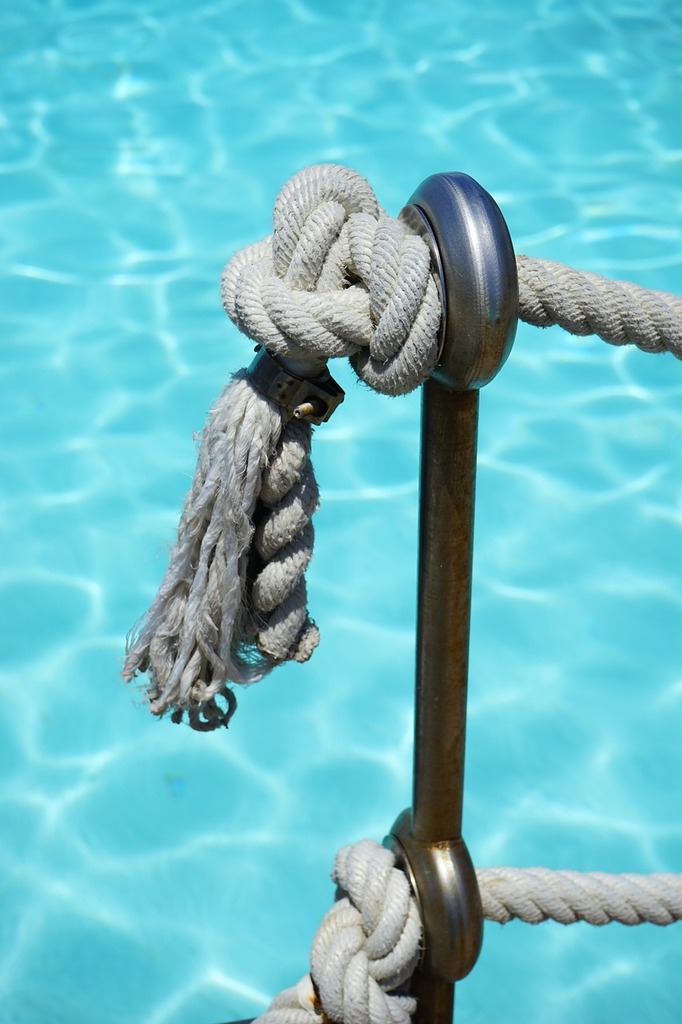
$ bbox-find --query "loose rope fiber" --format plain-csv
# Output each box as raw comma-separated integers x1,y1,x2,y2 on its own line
122,165,682,728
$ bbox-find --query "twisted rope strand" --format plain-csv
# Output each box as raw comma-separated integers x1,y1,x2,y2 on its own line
478,867,682,926
252,417,320,664
518,254,682,358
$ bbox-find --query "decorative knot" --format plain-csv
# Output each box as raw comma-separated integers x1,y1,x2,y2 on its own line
222,164,441,396
311,840,422,1024
253,840,422,1024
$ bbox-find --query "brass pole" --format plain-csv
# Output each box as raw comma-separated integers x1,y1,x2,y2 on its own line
413,383,478,844
389,171,518,1024
222,170,518,1024
410,383,479,1024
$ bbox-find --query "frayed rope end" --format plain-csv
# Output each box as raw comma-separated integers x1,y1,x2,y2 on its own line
121,368,321,730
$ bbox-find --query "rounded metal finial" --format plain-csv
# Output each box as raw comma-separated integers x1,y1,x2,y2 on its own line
400,172,518,391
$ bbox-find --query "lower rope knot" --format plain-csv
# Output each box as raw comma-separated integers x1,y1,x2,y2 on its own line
311,840,422,1024
254,840,422,1024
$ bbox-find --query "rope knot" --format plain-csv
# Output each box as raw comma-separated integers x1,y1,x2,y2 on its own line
252,840,422,1024
222,164,441,396
310,840,422,1024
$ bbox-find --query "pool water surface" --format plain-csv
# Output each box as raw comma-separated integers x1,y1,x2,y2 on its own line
1,1,681,1021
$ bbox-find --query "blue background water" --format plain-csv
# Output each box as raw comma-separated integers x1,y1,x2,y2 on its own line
1,1,681,1021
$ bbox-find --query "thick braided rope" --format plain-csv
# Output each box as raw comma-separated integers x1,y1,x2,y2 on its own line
478,867,682,926
254,840,422,1024
518,254,682,358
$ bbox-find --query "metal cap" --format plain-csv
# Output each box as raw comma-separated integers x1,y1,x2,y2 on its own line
386,809,483,983
400,172,518,391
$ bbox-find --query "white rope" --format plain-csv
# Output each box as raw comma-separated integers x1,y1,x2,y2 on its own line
122,165,682,728
255,840,422,1024
222,168,441,394
251,842,682,1024
253,845,682,1024
123,164,441,727
518,254,682,358
478,867,682,926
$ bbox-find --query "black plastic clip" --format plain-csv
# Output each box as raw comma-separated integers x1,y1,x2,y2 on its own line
247,347,345,425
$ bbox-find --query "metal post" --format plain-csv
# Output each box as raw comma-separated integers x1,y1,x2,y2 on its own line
221,172,518,1024
413,383,478,844
388,172,518,1024
411,381,479,1024
389,383,483,1024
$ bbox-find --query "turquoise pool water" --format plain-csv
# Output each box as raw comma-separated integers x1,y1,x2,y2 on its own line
1,1,681,1021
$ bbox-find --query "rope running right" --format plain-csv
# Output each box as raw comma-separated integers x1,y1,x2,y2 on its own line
517,254,682,358
478,866,682,926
